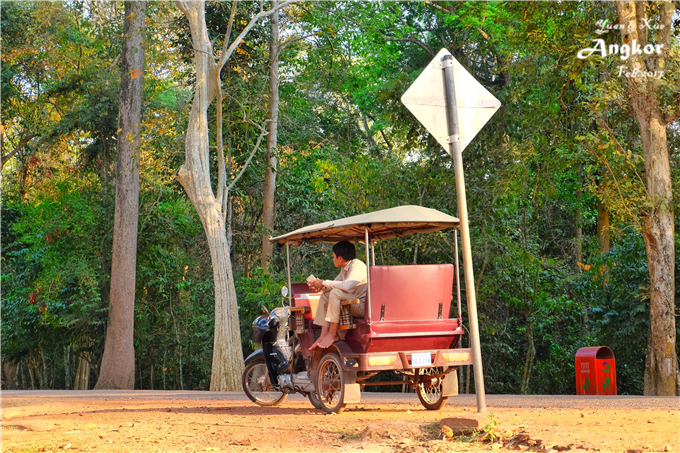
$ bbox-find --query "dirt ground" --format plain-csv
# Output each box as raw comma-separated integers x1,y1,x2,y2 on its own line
2,393,678,453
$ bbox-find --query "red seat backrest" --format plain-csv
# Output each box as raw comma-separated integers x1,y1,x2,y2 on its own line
369,264,454,321
291,283,315,297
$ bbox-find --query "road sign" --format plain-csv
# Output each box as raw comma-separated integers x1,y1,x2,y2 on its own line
400,48,501,153
401,49,502,415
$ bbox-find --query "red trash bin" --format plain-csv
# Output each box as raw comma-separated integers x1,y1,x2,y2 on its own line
575,346,617,395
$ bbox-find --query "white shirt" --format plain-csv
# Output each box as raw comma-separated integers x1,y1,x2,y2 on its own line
322,259,367,292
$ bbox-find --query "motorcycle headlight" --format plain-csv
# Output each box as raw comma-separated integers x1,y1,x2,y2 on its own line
252,326,265,343
252,315,269,343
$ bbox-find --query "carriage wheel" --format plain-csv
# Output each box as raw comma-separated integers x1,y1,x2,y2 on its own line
315,353,346,414
415,367,448,410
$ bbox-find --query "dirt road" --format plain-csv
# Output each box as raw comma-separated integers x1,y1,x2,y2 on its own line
2,391,678,453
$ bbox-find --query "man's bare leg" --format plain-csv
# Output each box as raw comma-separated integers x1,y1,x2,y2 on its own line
310,325,329,350
316,322,339,348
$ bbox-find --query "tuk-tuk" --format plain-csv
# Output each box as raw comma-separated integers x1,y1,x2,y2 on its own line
242,205,473,413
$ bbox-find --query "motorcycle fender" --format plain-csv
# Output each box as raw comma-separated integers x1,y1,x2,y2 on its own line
245,349,264,365
442,367,459,397
311,341,353,372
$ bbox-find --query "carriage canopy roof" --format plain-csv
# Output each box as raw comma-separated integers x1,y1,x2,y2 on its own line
270,205,460,246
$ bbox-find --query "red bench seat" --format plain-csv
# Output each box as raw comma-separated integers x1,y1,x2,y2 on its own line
344,264,461,353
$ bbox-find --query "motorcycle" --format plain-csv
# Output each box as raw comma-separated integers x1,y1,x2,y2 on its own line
242,305,323,409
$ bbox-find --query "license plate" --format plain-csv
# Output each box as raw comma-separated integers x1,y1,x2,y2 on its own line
411,352,432,367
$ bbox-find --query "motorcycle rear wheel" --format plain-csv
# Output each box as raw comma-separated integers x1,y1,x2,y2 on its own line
242,360,287,406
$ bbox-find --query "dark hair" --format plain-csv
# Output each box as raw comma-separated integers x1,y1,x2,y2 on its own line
333,241,356,261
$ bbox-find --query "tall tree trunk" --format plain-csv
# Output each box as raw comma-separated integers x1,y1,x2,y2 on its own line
41,349,47,389
74,354,90,390
615,1,677,396
520,316,535,395
261,0,280,272
174,1,242,390
575,187,583,266
64,345,71,390
175,0,292,391
95,0,146,390
28,358,35,390
74,357,82,390
596,71,611,255
2,362,19,389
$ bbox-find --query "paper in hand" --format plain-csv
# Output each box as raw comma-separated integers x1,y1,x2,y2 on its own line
306,274,316,283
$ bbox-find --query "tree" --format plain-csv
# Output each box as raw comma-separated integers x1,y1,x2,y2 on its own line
260,1,310,271
614,1,678,396
95,0,147,390
260,0,280,272
174,0,294,391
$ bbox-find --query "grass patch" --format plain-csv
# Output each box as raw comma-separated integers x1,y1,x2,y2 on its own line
336,426,368,442
441,414,510,443
12,448,42,453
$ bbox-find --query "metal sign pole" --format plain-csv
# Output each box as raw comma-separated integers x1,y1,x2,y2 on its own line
286,243,292,306
454,229,462,323
441,54,486,413
365,228,372,323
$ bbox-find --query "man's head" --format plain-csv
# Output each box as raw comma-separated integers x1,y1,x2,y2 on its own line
332,241,356,267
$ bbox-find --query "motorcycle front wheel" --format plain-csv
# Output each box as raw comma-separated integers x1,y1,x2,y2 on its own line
308,391,323,409
242,360,287,406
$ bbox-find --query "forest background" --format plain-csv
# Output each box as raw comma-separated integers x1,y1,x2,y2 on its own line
1,1,679,396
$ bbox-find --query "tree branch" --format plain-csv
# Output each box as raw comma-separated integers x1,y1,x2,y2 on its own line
221,1,238,56
217,0,298,72
381,33,435,57
584,142,643,228
425,1,452,15
226,122,269,194
664,110,680,127
366,112,393,151
1,133,37,169
106,54,121,73
659,1,677,127
279,33,315,50
360,111,377,148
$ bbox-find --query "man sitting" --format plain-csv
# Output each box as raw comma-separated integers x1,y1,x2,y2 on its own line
308,241,366,350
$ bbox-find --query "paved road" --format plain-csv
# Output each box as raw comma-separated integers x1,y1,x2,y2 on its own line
3,390,678,410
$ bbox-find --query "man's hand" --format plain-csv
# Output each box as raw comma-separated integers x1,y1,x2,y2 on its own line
308,278,324,292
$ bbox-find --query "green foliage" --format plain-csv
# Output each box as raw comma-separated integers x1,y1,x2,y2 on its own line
2,172,111,388
574,232,664,395
234,268,288,353
134,196,216,390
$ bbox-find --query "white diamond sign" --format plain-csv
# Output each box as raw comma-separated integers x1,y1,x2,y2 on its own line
401,48,501,153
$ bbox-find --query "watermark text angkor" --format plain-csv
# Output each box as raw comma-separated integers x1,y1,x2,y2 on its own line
578,18,666,79
577,39,663,60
